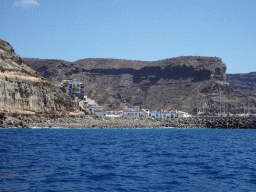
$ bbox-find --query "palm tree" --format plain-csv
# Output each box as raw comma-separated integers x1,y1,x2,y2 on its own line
72,86,79,92
63,81,69,87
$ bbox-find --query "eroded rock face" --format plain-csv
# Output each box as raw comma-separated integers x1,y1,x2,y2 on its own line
24,55,256,113
0,39,74,114
24,56,227,111
226,72,256,96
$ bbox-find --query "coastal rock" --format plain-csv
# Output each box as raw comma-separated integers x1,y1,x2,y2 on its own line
0,39,75,115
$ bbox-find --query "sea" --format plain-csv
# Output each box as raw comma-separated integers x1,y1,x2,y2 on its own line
1,128,256,191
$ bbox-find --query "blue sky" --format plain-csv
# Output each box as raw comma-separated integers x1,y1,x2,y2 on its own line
0,0,255,73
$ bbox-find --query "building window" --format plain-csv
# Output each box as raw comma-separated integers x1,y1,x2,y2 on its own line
135,113,137,115
164,114,166,117
156,114,158,117
69,84,72,88
77,84,80,87
131,113,134,115
149,114,151,117
69,89,71,93
127,113,130,115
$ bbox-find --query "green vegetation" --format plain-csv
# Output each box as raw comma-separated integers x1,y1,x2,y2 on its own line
63,81,69,87
72,86,79,92
230,109,237,117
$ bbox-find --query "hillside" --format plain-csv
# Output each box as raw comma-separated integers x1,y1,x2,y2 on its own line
24,56,256,114
0,39,75,115
227,72,256,96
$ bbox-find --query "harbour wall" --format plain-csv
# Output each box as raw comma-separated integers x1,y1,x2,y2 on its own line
0,114,256,129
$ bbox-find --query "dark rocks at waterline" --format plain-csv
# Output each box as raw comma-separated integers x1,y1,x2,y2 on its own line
0,115,256,129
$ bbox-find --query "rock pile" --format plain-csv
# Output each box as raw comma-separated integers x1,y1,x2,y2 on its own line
1,114,256,129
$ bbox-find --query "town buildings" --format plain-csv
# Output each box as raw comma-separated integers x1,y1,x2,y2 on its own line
122,107,191,118
59,79,191,118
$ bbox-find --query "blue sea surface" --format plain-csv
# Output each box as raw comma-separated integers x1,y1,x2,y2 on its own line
1,128,256,191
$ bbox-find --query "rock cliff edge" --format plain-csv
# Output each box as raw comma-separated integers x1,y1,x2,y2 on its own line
0,39,74,115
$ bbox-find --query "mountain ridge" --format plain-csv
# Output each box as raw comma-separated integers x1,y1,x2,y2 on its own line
24,56,256,114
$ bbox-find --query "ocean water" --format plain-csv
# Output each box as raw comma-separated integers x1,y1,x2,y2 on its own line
1,128,256,191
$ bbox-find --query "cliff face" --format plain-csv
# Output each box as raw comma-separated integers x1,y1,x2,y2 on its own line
25,56,226,83
226,73,256,96
24,56,256,113
0,39,74,114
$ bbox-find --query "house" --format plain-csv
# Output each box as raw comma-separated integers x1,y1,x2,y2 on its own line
162,112,176,118
91,105,106,116
147,110,190,118
83,96,106,116
123,107,140,117
176,111,191,118
83,96,97,105
61,79,84,99
148,111,162,118
147,111,176,118
139,109,150,117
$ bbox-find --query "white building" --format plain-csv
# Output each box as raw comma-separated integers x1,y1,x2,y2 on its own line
162,112,176,118
123,107,140,117
148,111,176,118
91,105,106,116
83,96,106,116
62,79,84,94
147,110,190,118
84,96,97,105
148,111,162,118
176,111,191,118
139,109,150,117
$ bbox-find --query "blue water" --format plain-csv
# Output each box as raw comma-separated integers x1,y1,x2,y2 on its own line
1,128,256,191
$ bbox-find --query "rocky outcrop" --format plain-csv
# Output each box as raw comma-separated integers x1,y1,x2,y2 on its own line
227,72,256,96
0,39,75,114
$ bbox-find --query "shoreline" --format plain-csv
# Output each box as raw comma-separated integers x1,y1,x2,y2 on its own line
1,115,256,129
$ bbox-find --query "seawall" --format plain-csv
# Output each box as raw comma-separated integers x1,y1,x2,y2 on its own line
0,115,256,129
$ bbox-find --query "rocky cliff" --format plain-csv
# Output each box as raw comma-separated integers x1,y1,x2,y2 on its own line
0,39,74,115
24,56,256,114
227,72,256,96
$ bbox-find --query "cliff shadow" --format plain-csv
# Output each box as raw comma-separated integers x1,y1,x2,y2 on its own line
81,65,211,84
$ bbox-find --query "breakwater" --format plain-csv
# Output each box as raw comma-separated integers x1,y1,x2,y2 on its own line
0,114,256,129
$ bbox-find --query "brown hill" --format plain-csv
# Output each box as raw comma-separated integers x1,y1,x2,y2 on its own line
24,56,256,114
0,39,74,115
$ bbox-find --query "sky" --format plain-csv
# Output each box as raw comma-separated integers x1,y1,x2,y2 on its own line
0,0,255,74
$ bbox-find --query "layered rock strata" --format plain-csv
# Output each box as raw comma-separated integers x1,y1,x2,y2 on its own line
227,72,256,96
0,39,74,114
24,55,256,113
